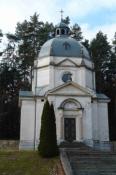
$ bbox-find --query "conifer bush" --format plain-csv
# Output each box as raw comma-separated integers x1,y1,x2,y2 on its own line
38,100,59,157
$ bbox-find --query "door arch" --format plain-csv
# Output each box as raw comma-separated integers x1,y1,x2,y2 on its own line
59,99,83,142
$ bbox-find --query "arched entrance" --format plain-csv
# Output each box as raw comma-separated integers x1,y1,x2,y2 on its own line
60,99,83,142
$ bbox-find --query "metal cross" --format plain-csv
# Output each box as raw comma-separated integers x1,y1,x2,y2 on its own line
60,9,64,21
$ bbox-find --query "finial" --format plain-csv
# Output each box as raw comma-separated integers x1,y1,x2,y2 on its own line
60,9,64,21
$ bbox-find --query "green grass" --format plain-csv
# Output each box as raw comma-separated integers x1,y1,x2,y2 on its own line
0,151,59,175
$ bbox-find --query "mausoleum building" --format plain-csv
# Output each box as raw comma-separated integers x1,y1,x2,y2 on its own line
19,21,110,150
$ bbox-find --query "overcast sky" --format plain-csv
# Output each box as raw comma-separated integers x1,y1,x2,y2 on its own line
0,0,116,42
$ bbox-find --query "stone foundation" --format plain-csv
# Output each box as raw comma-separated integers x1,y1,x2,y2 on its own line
0,140,19,150
19,140,39,150
91,140,112,151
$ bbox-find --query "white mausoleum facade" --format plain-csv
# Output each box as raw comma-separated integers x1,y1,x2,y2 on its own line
19,22,110,150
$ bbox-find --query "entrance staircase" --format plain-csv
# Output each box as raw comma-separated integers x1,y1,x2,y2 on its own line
60,142,116,175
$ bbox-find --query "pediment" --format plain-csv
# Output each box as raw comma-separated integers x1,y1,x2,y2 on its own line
47,82,93,96
56,59,78,67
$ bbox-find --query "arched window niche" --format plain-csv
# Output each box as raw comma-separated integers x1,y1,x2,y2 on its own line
56,29,60,35
58,98,83,111
61,29,65,35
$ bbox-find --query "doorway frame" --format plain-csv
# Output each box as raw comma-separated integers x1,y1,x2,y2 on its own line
59,98,83,142
64,117,76,142
63,113,82,142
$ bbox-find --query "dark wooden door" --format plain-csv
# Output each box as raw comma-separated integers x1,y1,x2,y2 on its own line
64,118,76,142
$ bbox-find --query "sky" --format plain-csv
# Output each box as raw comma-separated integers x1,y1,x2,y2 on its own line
0,0,116,42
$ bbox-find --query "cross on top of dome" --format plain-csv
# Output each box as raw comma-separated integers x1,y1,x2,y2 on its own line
59,9,64,22
55,9,70,37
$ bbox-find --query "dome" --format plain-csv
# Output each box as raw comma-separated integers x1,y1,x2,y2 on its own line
39,36,90,59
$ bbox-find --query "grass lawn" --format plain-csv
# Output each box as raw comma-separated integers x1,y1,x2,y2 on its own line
0,151,59,175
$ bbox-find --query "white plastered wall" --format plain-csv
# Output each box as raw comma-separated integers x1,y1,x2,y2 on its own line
53,66,90,89
92,100,99,140
32,69,36,93
19,98,45,150
98,102,109,141
86,69,93,89
37,67,50,87
34,56,94,91
19,99,35,149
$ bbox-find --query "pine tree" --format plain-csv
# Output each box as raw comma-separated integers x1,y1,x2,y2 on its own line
49,103,59,155
90,31,111,92
90,31,116,140
82,39,90,53
38,100,58,157
71,23,83,41
104,33,116,140
62,16,70,25
0,14,55,139
15,13,55,86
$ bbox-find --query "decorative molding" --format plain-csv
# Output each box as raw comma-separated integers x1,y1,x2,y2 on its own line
33,58,94,71
19,96,44,100
54,58,78,67
46,81,93,96
47,94,91,97
59,98,83,110
50,59,94,71
80,59,86,66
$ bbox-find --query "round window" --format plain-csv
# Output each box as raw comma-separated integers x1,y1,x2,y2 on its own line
62,72,72,83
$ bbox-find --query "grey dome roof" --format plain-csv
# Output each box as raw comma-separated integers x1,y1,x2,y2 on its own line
39,36,90,59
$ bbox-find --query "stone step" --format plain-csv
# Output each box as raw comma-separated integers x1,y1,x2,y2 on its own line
60,141,87,148
67,149,116,155
69,153,116,157
64,143,116,175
